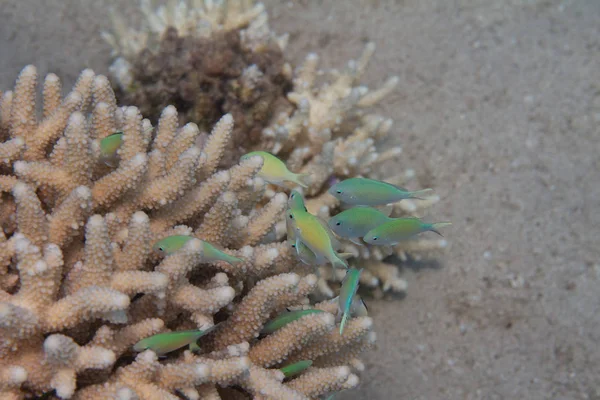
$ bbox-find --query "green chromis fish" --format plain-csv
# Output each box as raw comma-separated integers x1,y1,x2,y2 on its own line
133,326,216,356
241,151,311,188
153,235,243,265
98,132,124,167
289,208,348,269
328,206,393,245
328,177,433,206
99,131,124,158
338,268,362,335
280,360,313,378
261,309,324,335
363,218,451,246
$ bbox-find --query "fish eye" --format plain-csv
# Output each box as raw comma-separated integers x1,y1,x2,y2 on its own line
336,222,341,226
159,246,164,251
289,214,293,219
336,190,342,194
372,237,378,241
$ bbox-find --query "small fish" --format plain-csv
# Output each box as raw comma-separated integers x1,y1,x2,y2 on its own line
261,309,324,335
98,131,124,167
153,235,243,265
289,208,348,269
241,151,311,188
133,326,216,356
287,190,342,250
363,218,451,246
328,206,393,245
338,268,362,335
328,177,433,206
280,360,313,378
99,131,124,158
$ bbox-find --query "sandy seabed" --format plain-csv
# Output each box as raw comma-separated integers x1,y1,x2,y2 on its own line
1,1,599,399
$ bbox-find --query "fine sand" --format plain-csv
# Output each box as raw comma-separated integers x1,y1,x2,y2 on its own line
1,1,599,399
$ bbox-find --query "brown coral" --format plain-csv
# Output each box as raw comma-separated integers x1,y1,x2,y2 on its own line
114,26,291,164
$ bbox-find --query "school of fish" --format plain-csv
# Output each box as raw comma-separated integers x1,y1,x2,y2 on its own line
130,150,449,392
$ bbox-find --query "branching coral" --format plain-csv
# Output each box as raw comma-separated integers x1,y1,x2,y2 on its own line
0,1,449,398
104,0,448,300
0,66,370,399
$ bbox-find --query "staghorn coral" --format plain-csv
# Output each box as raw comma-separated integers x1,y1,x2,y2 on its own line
0,65,371,399
103,0,448,299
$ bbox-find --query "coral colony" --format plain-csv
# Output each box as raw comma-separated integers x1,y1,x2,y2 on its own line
0,1,449,398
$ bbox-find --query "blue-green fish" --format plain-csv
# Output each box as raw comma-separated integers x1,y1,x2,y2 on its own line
280,360,313,378
261,309,324,335
338,268,362,335
363,218,451,246
153,235,243,265
241,151,311,188
289,208,348,269
133,326,216,356
328,206,393,245
328,177,432,206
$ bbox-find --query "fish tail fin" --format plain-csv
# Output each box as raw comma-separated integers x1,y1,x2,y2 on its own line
339,311,349,335
292,173,311,188
409,188,434,200
331,253,349,270
430,222,452,236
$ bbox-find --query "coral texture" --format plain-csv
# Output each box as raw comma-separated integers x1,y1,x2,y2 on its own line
0,65,371,399
104,0,448,299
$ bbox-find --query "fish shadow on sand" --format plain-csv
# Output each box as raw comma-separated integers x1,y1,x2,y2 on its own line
386,254,444,273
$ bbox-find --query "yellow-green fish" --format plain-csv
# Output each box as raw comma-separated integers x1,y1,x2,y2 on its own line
241,151,311,188
261,309,324,335
328,206,393,245
133,326,216,356
328,177,432,206
99,131,124,158
98,131,124,167
289,208,348,269
363,218,451,246
287,190,342,252
280,360,313,378
153,235,243,265
338,268,362,335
